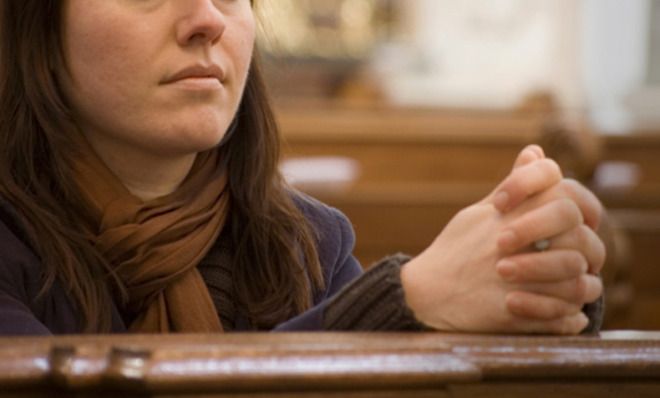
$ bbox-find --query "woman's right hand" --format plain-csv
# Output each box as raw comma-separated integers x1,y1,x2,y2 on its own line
400,146,604,334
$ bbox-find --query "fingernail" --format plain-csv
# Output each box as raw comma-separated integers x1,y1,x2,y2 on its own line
498,230,518,251
530,145,545,158
524,146,540,160
493,191,509,212
496,260,516,281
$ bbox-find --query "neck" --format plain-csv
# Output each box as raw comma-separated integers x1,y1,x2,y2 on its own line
85,134,197,201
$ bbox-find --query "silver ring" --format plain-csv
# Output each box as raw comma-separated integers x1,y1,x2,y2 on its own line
534,239,551,252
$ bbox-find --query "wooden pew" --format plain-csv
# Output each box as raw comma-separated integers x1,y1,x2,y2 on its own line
277,100,543,185
592,132,660,330
600,132,660,195
304,182,489,265
596,207,660,330
1,332,659,397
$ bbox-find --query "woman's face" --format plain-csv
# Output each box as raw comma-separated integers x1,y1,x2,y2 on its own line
59,0,255,158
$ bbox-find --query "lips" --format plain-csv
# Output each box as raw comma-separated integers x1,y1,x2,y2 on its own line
161,64,226,85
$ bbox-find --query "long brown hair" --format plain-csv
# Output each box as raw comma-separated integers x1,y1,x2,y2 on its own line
0,1,324,332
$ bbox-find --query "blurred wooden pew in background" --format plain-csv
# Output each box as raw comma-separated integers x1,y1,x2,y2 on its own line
595,133,660,330
278,100,541,185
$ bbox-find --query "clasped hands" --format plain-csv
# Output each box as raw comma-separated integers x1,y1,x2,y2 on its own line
401,145,605,334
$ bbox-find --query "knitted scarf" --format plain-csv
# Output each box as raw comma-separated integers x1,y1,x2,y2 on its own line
72,142,228,333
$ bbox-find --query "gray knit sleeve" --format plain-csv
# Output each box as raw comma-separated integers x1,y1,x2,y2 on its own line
322,253,428,331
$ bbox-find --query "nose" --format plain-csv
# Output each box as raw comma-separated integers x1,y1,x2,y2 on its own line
175,0,226,47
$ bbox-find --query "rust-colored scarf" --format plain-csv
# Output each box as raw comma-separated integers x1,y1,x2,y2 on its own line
72,142,228,333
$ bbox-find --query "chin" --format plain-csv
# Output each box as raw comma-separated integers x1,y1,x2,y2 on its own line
167,115,232,152
179,128,228,153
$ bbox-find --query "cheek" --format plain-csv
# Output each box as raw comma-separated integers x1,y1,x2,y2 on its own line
64,48,161,142
63,11,154,103
231,21,256,88
69,40,147,95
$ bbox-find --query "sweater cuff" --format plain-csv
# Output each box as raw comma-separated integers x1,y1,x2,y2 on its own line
323,253,428,331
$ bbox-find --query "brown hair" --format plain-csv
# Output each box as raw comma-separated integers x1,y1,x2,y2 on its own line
0,1,324,331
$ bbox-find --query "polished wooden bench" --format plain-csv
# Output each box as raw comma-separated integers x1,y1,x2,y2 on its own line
1,332,659,397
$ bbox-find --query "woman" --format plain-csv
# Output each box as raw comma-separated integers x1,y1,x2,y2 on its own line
0,0,604,335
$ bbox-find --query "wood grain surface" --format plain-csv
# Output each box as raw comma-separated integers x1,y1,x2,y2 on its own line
0,332,659,397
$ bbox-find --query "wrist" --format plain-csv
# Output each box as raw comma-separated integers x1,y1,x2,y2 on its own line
399,253,455,331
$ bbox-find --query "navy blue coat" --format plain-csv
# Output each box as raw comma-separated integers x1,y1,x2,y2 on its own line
0,194,364,335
